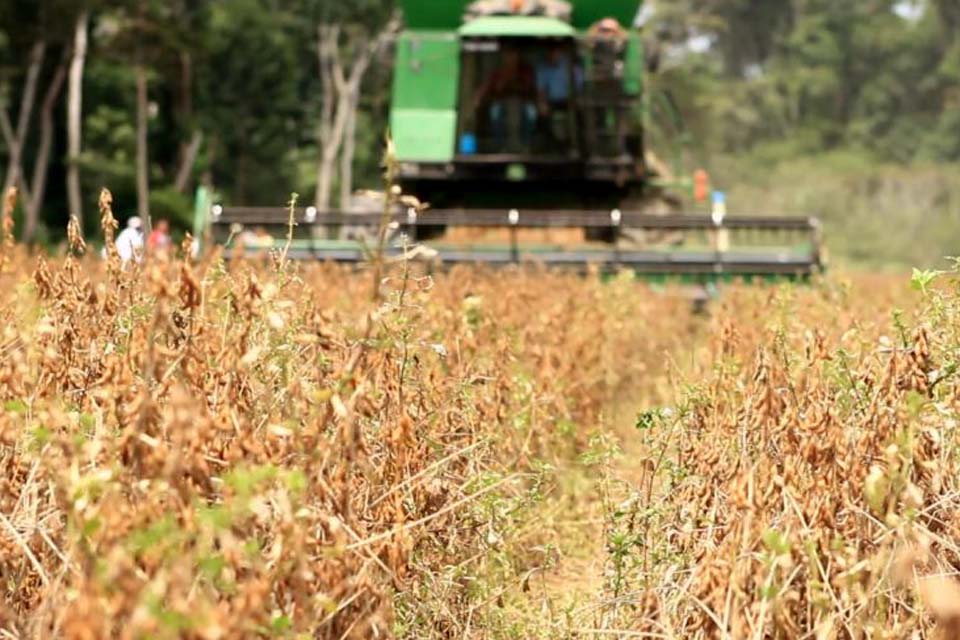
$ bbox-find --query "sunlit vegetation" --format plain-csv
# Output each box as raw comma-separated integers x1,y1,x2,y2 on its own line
3,189,960,638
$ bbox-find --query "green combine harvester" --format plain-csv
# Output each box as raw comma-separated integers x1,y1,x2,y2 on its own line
197,0,823,280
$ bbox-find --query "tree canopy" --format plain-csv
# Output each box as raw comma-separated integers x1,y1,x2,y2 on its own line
651,0,960,162
0,0,955,247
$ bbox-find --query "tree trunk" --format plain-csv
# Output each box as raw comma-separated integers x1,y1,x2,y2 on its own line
135,63,151,230
315,17,397,211
317,108,344,212
174,51,197,194
316,25,339,211
935,0,960,38
0,111,32,215
24,60,68,243
338,88,360,209
2,41,46,198
316,158,335,211
174,130,203,194
66,11,89,225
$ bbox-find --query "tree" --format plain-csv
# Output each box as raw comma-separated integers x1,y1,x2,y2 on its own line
197,0,307,204
66,9,88,226
646,0,960,161
89,0,209,230
0,1,84,242
315,2,397,211
24,55,67,241
97,1,163,230
1,41,46,200
0,0,952,248
133,32,150,227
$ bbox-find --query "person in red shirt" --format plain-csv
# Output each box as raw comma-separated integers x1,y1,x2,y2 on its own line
148,219,172,253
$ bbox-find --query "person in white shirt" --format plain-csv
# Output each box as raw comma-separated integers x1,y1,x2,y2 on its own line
115,216,145,264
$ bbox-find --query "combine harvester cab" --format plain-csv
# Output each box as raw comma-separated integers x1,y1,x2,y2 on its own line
199,0,824,282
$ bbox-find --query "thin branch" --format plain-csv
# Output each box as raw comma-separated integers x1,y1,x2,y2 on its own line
346,473,521,552
25,58,68,241
0,511,50,587
2,40,46,198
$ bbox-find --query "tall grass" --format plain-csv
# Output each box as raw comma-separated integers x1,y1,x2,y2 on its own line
711,151,960,269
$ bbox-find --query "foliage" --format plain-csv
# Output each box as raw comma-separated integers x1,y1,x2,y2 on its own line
708,151,960,269
0,0,395,239
148,186,192,229
0,0,956,265
654,0,960,163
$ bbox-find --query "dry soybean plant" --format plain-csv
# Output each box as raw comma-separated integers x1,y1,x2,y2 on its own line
594,273,960,638
0,192,690,639
5,188,951,638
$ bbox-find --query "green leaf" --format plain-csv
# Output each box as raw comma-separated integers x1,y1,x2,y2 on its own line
243,538,262,558
284,469,307,496
198,554,226,580
3,399,27,414
762,528,791,555
635,409,664,431
82,517,103,539
271,615,292,632
128,514,178,555
910,268,940,293
224,464,278,499
198,505,233,531
29,425,51,449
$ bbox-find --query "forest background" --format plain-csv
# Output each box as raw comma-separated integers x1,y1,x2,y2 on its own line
1,0,957,267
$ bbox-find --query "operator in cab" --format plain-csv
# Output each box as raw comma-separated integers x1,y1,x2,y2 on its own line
535,44,582,149
473,47,539,151
535,45,580,114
